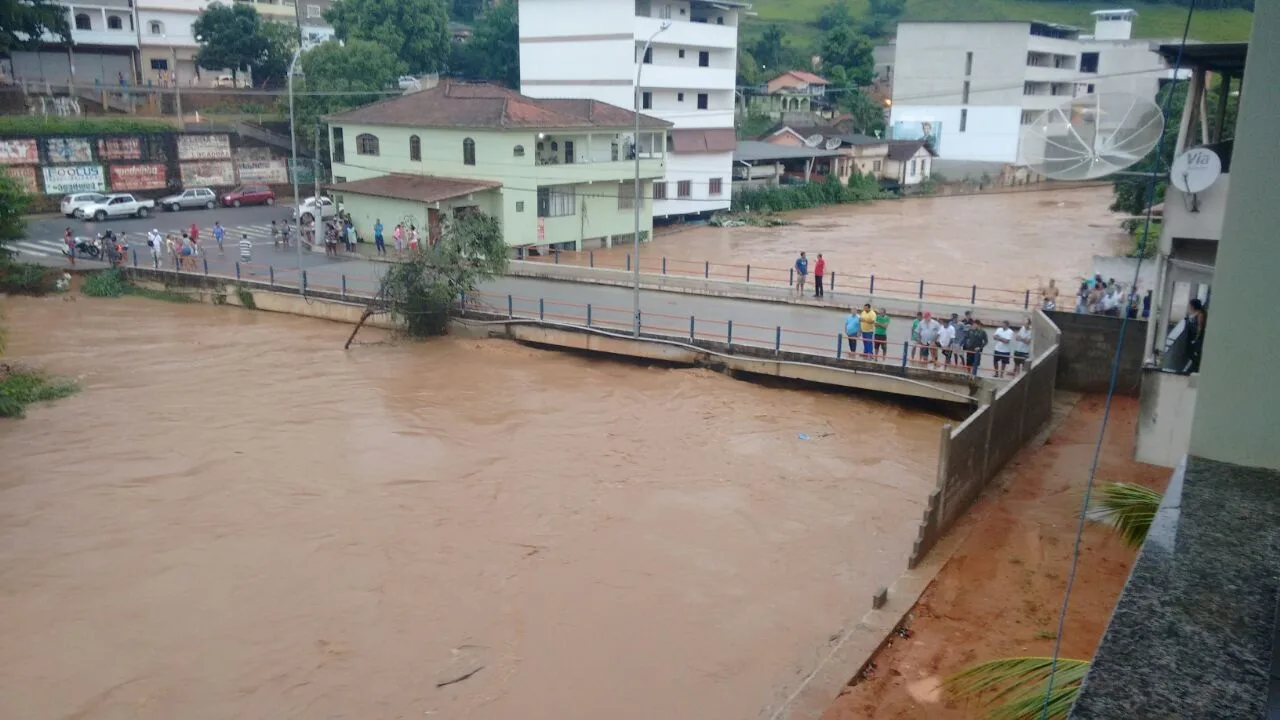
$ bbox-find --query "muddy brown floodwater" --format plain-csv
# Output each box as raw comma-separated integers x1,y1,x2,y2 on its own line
594,185,1127,296
0,296,947,720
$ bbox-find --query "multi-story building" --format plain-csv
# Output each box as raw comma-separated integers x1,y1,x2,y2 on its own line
324,79,671,250
889,9,1175,162
6,0,139,85
517,0,746,220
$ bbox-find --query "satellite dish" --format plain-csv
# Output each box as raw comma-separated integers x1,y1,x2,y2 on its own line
824,137,842,150
1019,92,1165,180
805,133,824,147
1170,147,1222,193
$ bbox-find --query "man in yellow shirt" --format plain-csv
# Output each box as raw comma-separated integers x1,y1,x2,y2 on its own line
858,303,878,356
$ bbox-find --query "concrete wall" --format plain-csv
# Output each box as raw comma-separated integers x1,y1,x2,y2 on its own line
908,311,1060,568
1046,310,1146,395
1136,369,1198,468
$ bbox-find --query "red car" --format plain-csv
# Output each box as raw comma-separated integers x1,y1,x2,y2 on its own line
221,185,276,208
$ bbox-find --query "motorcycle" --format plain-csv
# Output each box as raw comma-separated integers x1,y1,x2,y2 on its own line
65,237,101,260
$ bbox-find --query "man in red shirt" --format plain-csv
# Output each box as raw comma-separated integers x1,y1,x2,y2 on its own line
813,253,827,298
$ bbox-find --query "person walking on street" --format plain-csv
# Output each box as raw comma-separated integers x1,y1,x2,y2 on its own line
858,303,877,356
1012,319,1033,376
813,253,826,298
963,319,989,374
238,233,253,264
212,221,226,255
64,227,76,266
271,220,281,249
844,310,859,354
794,252,808,296
374,219,386,256
992,320,1015,378
394,223,405,257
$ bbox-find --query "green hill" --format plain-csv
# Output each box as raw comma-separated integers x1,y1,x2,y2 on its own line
746,0,1254,47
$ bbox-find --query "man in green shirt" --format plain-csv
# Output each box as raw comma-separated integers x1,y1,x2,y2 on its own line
874,307,890,359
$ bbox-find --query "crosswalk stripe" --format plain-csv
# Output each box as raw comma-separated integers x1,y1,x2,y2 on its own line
13,241,60,257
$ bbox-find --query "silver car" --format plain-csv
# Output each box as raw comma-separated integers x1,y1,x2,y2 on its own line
159,187,217,211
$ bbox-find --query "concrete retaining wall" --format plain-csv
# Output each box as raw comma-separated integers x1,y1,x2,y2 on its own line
1046,310,1146,395
907,311,1061,568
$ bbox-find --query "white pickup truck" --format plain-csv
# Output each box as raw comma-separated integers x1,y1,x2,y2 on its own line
75,193,157,222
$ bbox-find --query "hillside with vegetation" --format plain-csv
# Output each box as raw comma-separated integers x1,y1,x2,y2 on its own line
745,0,1255,47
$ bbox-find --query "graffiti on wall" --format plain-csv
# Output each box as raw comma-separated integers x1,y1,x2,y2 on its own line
46,137,94,164
180,160,236,187
110,164,168,191
98,137,143,161
177,134,232,161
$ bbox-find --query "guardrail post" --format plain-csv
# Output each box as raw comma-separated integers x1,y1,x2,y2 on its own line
902,341,909,368
341,274,347,298
971,285,977,304
235,262,241,281
746,264,751,283
918,279,924,299
775,326,782,354
1024,289,1031,309
174,255,180,271
689,315,695,341
269,265,274,286
554,248,560,264
662,256,667,275
586,304,592,328
539,297,544,321
507,294,513,318
589,250,594,268
131,249,137,267
727,319,733,346
459,291,465,310
301,270,308,293
836,334,843,359
830,271,836,292
869,274,875,295
626,253,631,272
973,353,981,376
789,267,794,287
203,256,209,275
704,260,709,279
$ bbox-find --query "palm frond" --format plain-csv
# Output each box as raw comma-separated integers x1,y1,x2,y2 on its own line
1086,482,1163,549
943,656,1091,720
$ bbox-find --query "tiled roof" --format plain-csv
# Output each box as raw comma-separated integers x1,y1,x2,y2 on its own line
735,141,843,163
325,79,673,131
886,140,936,161
326,174,501,203
775,70,829,85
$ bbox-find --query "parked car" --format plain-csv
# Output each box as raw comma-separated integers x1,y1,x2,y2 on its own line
295,195,337,224
221,185,276,208
159,187,217,211
61,192,107,218
397,75,420,91
75,193,156,221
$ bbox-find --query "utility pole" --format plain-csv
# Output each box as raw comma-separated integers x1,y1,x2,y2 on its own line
313,124,321,252
287,47,302,271
632,21,671,338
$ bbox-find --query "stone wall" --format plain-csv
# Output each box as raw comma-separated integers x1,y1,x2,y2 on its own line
1046,311,1147,396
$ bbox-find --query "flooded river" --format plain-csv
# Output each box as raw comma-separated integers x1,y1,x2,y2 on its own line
0,296,945,719
597,185,1127,295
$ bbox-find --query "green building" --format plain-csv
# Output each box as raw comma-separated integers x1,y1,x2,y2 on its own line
325,79,672,251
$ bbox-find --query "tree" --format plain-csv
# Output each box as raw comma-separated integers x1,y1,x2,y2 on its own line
450,0,519,87
295,39,405,158
819,23,875,86
0,174,31,260
861,0,906,37
347,211,508,342
836,86,886,136
817,1,852,32
325,0,451,75
451,0,485,22
750,25,807,76
192,2,270,83
252,20,299,89
736,48,764,87
0,0,68,54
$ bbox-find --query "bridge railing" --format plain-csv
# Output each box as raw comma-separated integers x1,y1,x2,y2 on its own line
523,248,1036,310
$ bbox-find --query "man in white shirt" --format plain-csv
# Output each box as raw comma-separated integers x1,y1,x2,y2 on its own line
937,318,957,368
148,228,163,269
917,311,941,365
1013,320,1033,376
991,320,1016,378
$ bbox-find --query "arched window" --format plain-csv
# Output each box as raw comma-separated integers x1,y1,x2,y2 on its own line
463,137,475,165
409,134,421,161
107,15,123,29
513,144,524,157
356,133,379,156
74,13,91,30
149,20,163,34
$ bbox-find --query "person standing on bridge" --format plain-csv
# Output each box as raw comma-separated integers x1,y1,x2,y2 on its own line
793,252,808,296
374,219,386,256
918,311,941,365
963,319,988,374
1012,319,1033,377
844,311,859,354
874,307,890,359
858,303,877,356
991,320,1015,378
1040,278,1059,311
938,316,957,368
813,253,826,298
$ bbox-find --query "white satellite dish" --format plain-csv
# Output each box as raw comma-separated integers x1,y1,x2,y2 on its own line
1170,147,1222,193
823,137,842,150
805,133,824,147
1019,92,1165,180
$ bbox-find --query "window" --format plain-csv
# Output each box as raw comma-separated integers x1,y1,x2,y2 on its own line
463,137,475,165
150,58,168,71
960,108,968,132
148,20,163,34
516,201,524,212
652,181,667,200
643,47,652,64
107,15,122,29
964,51,973,75
1080,52,1099,73
1086,83,1096,94
677,92,684,102
409,134,421,161
355,133,379,156
333,176,346,183
909,159,917,176
678,49,685,59
1020,110,1038,125
537,187,575,217
332,127,345,162
619,181,636,210
74,13,91,30
872,159,882,172
961,81,970,104
307,4,321,17
717,16,723,24
513,144,525,157
564,140,574,164
677,180,691,198
697,93,708,109
698,50,709,67
659,4,671,19
642,92,652,109
708,178,722,196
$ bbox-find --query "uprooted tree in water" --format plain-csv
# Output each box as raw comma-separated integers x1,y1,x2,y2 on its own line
346,210,507,346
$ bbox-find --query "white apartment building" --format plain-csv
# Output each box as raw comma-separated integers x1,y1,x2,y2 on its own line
518,0,745,219
889,9,1174,162
5,0,138,85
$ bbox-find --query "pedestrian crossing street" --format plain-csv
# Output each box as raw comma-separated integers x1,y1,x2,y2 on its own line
10,223,290,259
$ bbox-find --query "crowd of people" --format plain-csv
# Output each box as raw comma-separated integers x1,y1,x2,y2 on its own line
1039,276,1152,319
842,305,1034,377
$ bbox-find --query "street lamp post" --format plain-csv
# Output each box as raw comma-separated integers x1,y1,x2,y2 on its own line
633,21,671,338
287,47,303,272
